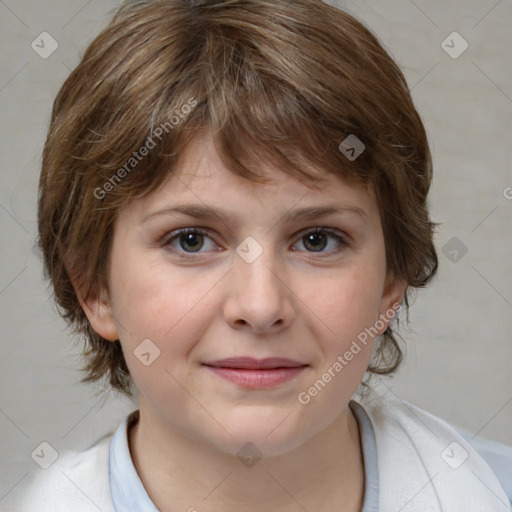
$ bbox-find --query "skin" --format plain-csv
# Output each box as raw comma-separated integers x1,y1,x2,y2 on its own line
79,130,406,512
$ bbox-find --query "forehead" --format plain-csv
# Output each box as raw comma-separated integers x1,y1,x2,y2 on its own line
174,132,374,200
125,130,381,229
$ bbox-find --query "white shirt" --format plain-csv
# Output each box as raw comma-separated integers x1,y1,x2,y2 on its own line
6,392,511,511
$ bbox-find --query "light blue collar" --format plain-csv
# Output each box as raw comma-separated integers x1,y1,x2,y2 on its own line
109,410,159,512
109,404,379,511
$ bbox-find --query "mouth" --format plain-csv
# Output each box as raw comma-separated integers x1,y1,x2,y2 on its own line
202,357,308,388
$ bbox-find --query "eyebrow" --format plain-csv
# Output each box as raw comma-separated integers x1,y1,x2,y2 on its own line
140,203,369,226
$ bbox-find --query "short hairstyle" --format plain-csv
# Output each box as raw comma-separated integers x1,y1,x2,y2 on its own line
37,0,438,397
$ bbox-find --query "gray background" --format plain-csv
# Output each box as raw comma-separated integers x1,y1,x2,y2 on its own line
1,0,511,505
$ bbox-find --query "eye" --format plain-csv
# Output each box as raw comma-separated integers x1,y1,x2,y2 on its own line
162,228,217,257
161,227,349,259
292,228,349,254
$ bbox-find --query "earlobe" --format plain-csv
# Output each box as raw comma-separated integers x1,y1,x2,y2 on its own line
378,274,408,334
72,277,119,342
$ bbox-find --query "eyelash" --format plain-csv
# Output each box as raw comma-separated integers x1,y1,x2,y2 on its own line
160,227,350,260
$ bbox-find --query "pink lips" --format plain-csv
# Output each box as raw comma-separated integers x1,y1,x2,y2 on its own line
203,357,308,389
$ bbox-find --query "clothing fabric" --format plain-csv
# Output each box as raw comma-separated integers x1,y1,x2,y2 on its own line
350,400,380,511
361,393,511,511
110,403,380,512
8,392,511,511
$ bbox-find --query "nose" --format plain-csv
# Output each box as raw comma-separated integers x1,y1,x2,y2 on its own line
222,246,295,335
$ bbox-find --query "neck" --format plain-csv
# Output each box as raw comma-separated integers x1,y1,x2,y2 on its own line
129,399,365,512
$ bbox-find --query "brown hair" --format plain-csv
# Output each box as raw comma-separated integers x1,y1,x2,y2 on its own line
37,0,438,398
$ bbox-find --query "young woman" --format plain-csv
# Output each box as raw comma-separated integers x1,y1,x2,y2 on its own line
17,0,511,510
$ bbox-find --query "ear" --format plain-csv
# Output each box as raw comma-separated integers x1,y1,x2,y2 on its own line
72,275,120,342
376,271,407,335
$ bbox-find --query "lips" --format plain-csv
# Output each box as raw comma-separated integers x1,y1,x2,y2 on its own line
203,357,307,370
202,357,309,388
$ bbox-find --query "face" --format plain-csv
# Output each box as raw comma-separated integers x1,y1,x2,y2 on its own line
83,131,405,457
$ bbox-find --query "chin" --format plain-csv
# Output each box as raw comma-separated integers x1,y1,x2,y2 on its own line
205,417,316,460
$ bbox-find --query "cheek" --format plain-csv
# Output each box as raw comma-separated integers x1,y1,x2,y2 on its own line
110,255,185,333
295,270,383,413
303,264,384,342
107,260,211,408
108,253,222,365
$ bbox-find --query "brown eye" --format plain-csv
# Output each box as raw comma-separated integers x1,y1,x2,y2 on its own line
162,228,217,257
178,231,204,252
303,232,328,252
293,228,348,255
